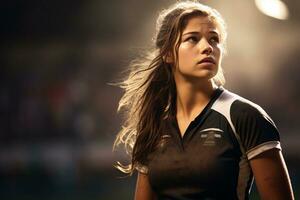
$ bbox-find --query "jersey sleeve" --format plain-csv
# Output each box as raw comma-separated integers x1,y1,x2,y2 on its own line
231,100,281,160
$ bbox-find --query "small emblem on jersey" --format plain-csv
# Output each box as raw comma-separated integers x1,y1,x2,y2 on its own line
199,128,223,146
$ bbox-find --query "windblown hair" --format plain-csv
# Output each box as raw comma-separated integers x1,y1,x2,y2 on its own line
113,0,227,175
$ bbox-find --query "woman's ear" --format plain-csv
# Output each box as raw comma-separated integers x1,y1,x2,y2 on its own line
163,52,174,64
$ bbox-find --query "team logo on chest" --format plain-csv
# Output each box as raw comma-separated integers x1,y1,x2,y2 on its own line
199,128,223,146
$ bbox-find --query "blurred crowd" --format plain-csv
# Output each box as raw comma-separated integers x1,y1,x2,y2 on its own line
0,0,299,199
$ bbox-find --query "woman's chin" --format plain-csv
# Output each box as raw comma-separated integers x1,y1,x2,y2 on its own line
182,73,217,83
194,70,217,79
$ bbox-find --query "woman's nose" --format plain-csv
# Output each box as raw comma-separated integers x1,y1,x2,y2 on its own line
200,39,213,55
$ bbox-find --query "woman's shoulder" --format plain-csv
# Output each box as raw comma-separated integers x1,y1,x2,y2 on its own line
216,87,268,111
213,87,275,125
227,88,277,128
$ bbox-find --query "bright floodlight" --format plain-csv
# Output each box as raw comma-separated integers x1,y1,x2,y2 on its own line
255,0,289,20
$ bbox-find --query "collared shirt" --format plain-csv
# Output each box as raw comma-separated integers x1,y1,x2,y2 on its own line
136,87,281,200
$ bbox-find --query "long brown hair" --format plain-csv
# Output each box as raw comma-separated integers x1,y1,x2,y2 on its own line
112,1,227,175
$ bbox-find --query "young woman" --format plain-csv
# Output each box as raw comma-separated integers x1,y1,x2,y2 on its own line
113,1,294,199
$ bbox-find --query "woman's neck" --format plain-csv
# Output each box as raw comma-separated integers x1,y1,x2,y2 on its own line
175,79,217,122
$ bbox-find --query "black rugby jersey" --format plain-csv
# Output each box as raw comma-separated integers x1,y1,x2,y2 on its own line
135,87,281,200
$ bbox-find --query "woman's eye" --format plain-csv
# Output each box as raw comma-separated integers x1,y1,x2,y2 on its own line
186,36,198,43
210,36,220,43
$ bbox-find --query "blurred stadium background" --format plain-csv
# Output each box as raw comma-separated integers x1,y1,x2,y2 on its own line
0,0,299,199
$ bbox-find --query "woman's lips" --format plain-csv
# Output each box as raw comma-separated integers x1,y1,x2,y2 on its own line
197,62,215,69
198,61,215,65
198,57,216,64
196,57,216,69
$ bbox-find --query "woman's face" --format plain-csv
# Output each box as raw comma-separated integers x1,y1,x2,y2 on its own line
173,15,222,83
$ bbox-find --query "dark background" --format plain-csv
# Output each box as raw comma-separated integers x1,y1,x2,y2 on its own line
0,0,299,199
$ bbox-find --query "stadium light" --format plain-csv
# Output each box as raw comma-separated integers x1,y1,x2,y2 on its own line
255,0,289,20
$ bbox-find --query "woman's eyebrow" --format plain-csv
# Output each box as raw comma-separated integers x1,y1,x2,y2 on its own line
182,30,219,36
209,30,219,35
182,31,199,36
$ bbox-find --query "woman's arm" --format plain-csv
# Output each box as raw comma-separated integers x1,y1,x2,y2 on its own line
135,172,156,200
249,148,294,200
